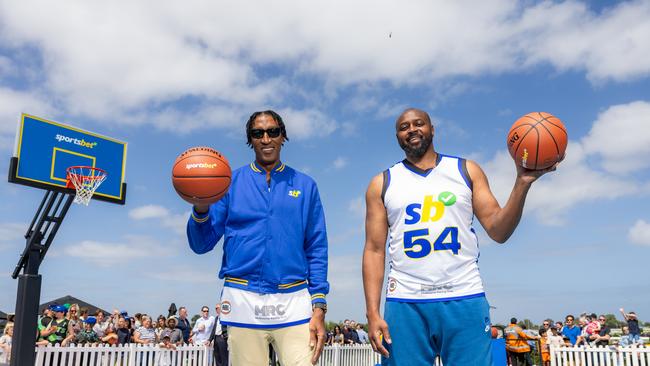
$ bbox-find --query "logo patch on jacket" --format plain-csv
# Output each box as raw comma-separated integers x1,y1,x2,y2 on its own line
221,301,232,315
288,190,301,198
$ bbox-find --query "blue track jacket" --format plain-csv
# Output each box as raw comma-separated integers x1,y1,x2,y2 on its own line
187,161,329,304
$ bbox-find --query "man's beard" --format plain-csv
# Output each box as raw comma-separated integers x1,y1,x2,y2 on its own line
399,133,433,158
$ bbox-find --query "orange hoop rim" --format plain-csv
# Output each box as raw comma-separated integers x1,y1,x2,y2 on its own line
66,166,107,180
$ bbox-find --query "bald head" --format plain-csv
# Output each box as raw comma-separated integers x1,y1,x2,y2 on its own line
395,108,432,129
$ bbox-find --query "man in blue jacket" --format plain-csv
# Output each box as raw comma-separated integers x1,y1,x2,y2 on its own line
187,110,329,366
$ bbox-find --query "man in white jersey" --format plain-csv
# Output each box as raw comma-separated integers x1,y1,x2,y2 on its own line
362,108,559,365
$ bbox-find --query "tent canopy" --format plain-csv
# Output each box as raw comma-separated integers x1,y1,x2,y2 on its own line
39,295,109,316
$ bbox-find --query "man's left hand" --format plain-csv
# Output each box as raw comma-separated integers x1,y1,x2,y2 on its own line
516,159,561,185
309,308,326,365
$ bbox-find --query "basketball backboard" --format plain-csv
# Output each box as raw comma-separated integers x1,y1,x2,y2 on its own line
8,113,127,204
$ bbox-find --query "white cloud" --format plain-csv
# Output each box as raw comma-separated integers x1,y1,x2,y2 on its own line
332,157,348,170
61,235,171,267
0,88,55,150
162,212,190,236
581,101,650,174
628,220,650,246
129,205,170,220
515,1,650,83
0,0,647,138
279,108,338,140
129,205,189,235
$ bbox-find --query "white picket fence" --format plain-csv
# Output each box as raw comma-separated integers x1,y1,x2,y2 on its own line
317,344,380,366
32,343,650,366
34,344,212,366
30,343,445,366
317,344,445,366
551,345,650,366
33,344,384,366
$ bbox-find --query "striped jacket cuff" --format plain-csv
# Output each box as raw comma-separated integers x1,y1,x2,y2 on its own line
310,293,326,304
191,208,210,223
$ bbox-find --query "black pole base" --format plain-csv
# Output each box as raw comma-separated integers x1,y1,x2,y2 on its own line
10,273,42,366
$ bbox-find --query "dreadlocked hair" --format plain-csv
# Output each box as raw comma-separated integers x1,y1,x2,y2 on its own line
245,110,289,147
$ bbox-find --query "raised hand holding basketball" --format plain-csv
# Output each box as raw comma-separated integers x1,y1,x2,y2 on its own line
507,112,567,183
507,112,567,170
172,147,232,207
515,162,559,187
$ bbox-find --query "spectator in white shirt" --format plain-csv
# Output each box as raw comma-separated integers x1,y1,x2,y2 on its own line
191,306,215,345
92,311,111,338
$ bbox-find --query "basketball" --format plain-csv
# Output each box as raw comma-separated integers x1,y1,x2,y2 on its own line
506,112,567,170
172,146,232,206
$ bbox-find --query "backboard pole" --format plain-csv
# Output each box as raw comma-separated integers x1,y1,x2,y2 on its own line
10,190,74,366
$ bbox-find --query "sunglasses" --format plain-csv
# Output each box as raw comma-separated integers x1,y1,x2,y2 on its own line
251,127,282,139
202,310,209,313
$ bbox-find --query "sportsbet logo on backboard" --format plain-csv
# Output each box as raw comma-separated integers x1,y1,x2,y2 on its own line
55,134,98,149
402,191,461,258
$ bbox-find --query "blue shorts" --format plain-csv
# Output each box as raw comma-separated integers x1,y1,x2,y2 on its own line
382,295,492,366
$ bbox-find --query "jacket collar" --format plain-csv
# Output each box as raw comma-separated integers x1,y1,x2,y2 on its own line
249,161,286,174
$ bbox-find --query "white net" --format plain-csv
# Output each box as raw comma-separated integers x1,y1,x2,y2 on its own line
66,166,107,206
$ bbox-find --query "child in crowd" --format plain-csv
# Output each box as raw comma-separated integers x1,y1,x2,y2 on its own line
159,335,176,350
618,326,632,347
585,313,601,340
157,335,176,366
75,317,99,345
620,308,641,344
539,328,550,366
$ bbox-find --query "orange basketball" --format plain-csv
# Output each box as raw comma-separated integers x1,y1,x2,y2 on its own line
172,146,231,205
507,112,567,170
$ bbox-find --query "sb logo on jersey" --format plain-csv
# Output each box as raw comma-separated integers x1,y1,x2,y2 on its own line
404,192,457,225
402,191,460,259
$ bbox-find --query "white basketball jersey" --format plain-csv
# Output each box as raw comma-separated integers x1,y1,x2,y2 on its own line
383,155,484,302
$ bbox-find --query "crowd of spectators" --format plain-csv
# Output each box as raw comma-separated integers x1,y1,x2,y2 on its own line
504,308,644,366
0,304,643,366
0,303,230,366
325,319,369,346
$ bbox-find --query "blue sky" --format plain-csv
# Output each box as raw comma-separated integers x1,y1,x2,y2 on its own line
1,0,649,326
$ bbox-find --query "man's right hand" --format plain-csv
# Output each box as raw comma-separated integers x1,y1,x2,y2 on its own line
194,204,210,214
367,313,391,357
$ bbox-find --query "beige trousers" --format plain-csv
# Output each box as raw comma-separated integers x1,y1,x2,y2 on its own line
228,322,312,366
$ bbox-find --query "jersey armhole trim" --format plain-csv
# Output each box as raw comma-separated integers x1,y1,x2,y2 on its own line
381,169,390,202
459,158,473,190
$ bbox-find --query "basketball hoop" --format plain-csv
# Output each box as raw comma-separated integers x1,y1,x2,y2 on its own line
66,166,107,206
